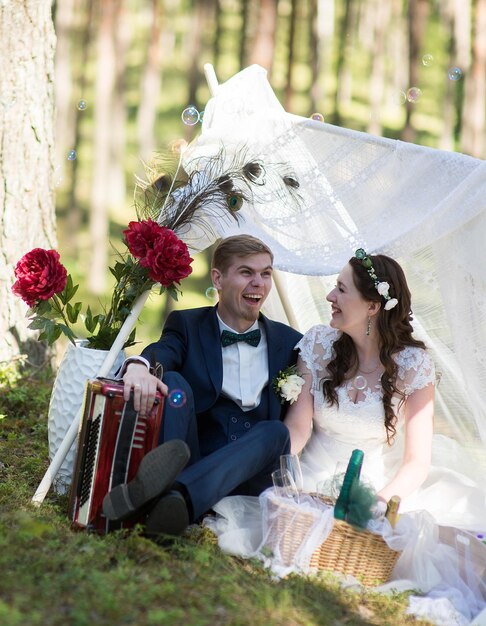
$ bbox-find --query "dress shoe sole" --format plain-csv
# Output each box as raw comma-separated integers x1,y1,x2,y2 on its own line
102,439,190,522
145,491,189,538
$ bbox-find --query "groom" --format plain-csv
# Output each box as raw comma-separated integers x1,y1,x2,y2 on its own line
103,234,302,536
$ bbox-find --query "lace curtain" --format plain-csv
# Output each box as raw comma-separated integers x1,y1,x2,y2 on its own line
180,65,486,460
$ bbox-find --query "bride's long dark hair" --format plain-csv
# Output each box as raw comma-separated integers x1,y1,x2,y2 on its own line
322,254,426,443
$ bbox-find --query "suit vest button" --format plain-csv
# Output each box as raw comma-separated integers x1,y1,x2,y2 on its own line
230,434,237,441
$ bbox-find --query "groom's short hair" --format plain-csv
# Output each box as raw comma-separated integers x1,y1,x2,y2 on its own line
212,235,274,274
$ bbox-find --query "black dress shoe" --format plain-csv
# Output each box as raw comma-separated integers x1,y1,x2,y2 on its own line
145,490,190,538
102,440,190,522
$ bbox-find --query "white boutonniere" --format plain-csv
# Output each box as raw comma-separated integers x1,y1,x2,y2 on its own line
272,365,305,404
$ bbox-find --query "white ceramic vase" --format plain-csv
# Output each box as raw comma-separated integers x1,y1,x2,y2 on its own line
47,340,125,494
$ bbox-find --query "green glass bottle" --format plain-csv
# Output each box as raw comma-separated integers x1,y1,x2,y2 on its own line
334,449,364,521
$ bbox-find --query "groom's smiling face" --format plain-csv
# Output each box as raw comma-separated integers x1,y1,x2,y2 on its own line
211,253,273,332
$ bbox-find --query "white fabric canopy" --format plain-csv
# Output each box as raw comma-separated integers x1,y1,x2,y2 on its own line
181,64,486,461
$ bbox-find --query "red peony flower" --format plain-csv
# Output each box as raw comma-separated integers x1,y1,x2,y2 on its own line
142,228,193,287
12,248,68,307
124,219,164,260
11,221,193,348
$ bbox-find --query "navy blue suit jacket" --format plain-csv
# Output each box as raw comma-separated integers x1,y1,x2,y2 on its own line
141,306,302,423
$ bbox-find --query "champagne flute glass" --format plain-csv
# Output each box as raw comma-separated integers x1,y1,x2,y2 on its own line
280,454,304,492
271,468,299,499
330,461,347,501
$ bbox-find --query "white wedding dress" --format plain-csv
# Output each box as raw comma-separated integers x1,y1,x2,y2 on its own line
205,325,486,626
297,326,486,530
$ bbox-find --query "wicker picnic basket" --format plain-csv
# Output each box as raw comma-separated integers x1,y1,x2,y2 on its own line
265,492,401,586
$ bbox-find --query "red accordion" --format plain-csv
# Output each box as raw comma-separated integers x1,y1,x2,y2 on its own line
68,378,164,533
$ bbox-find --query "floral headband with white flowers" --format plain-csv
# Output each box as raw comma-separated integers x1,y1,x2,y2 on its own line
355,248,398,311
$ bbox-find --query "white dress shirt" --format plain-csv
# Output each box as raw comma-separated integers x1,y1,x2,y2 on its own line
119,313,270,411
217,313,269,411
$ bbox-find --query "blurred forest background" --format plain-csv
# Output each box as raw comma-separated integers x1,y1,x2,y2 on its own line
2,0,486,362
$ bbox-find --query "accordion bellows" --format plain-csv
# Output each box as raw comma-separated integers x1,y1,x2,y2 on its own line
68,379,164,533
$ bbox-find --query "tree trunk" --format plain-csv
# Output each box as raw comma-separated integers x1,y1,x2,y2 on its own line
88,0,118,294
332,0,354,125
137,0,164,161
385,0,408,118
402,0,429,143
65,0,95,256
248,0,278,77
461,0,486,157
368,0,391,135
309,0,334,115
0,1,57,364
54,0,76,170
238,0,250,70
110,1,130,210
187,0,206,108
284,0,298,110
212,0,223,76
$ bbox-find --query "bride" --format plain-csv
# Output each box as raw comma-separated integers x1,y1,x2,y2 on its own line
206,249,486,625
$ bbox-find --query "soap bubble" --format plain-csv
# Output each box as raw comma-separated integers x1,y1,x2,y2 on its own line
406,87,422,102
199,110,205,123
422,54,434,67
168,389,187,408
396,91,407,105
310,112,325,122
77,100,87,110
448,67,462,81
181,106,199,126
67,150,77,161
205,286,218,300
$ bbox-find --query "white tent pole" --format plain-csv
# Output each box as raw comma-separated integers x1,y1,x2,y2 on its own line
31,289,151,506
204,63,219,96
202,63,299,329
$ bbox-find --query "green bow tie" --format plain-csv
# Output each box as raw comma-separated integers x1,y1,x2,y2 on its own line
221,329,261,348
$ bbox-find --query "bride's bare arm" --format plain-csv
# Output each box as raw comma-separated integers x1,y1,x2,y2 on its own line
283,355,314,454
377,383,434,503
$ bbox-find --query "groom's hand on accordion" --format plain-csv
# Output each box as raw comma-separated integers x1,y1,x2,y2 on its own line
123,362,168,417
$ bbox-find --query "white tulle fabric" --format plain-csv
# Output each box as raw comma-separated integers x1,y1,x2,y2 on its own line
183,64,486,474
182,64,486,625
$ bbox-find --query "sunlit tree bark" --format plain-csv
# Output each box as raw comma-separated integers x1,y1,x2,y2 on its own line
461,0,486,157
212,0,224,75
367,0,391,136
88,0,119,294
309,0,334,115
54,0,76,170
238,0,250,70
332,0,355,125
110,1,130,209
248,0,278,77
0,0,56,363
137,0,164,161
284,0,298,110
402,0,429,142
65,0,94,256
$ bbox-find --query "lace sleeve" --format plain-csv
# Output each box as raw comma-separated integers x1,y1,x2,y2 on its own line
295,325,340,393
395,347,436,396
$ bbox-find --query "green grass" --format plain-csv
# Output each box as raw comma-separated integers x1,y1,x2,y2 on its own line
0,367,433,626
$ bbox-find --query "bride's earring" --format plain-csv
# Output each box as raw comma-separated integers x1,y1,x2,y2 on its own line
366,315,371,336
